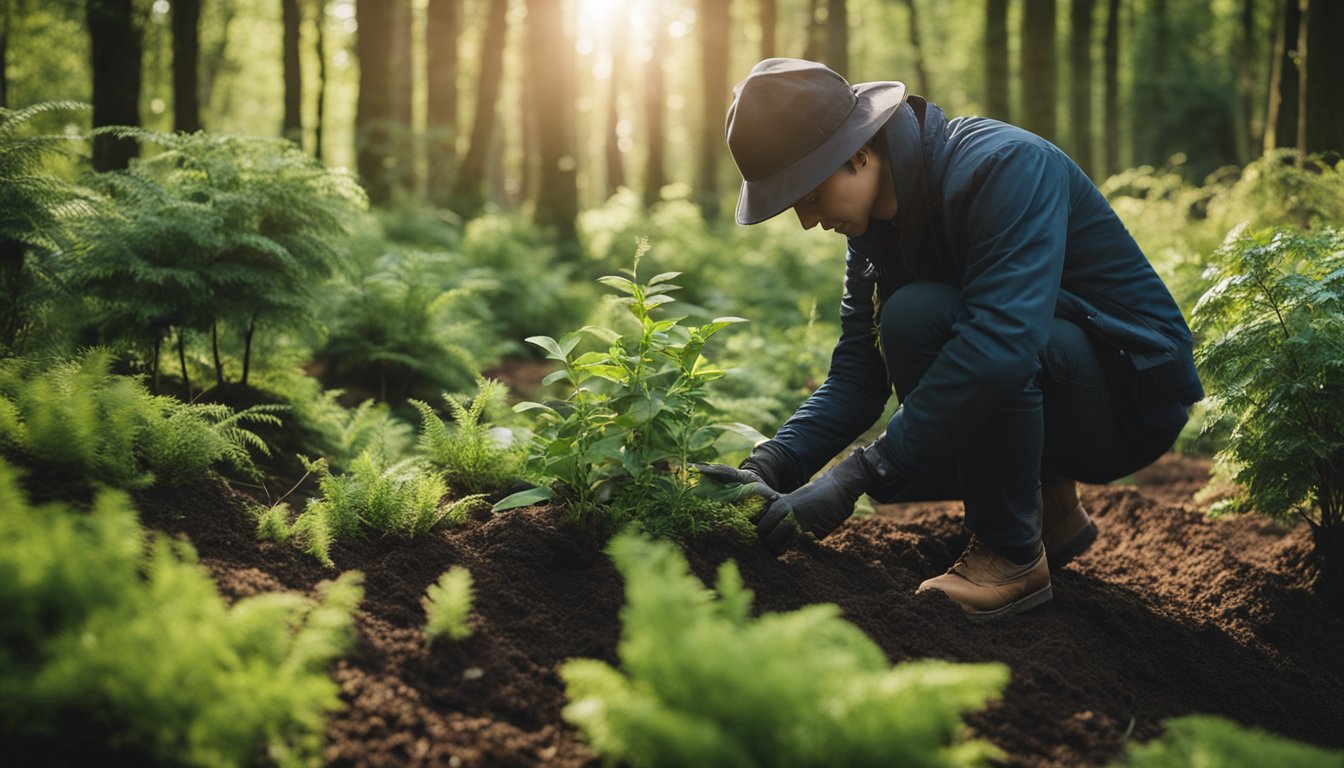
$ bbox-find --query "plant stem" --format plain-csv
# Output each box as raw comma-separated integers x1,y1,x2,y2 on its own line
178,327,192,401
242,310,258,385
211,320,225,387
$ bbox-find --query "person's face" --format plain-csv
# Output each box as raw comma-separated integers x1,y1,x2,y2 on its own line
791,148,882,238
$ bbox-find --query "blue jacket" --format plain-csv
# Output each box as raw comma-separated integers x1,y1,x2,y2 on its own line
768,98,1203,492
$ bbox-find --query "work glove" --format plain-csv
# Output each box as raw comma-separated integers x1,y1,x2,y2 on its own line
756,437,902,555
690,463,780,504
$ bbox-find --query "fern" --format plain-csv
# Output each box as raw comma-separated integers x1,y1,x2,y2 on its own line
422,566,475,642
412,377,530,494
1117,715,1343,767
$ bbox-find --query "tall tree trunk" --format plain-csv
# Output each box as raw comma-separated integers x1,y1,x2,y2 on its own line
1303,0,1343,158
0,0,8,109
903,0,932,95
825,0,847,76
390,0,416,195
802,0,822,62
87,0,142,172
527,0,579,249
178,327,192,400
520,37,538,207
151,334,161,395
283,0,303,145
199,0,236,112
211,320,225,387
426,0,460,207
356,0,395,203
0,237,25,352
760,0,777,61
172,0,202,132
315,0,327,161
450,0,507,215
1265,0,1299,152
604,15,627,197
643,0,667,208
1103,0,1121,175
1295,0,1308,165
984,0,1010,121
698,0,730,220
1236,0,1257,163
1020,0,1057,143
242,311,257,385
1069,0,1095,176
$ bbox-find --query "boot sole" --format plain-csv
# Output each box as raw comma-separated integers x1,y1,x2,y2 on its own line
965,583,1054,623
1047,521,1098,571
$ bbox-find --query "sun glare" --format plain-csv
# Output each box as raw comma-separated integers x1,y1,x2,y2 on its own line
575,0,660,75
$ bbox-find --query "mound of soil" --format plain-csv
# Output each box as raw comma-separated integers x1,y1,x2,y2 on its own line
133,453,1344,767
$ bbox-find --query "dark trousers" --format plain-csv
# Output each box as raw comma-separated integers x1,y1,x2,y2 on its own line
873,282,1184,556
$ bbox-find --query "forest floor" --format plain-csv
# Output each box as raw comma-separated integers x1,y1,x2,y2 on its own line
131,452,1344,767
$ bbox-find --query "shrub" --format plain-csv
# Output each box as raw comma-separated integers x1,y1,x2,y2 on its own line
561,532,1009,768
1117,715,1343,767
412,377,530,494
0,458,363,767
1192,227,1344,606
423,565,475,642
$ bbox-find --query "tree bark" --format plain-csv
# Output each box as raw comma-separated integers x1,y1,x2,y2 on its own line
527,0,579,248
283,0,303,146
356,0,395,203
390,0,416,194
87,0,143,172
697,0,731,220
604,15,627,197
0,237,25,352
1265,0,1299,152
1303,0,1343,158
1020,0,1057,143
449,0,507,215
211,320,225,387
1295,0,1307,166
826,0,847,77
1236,0,1257,163
315,0,327,161
643,0,666,208
1103,0,1121,175
760,0,776,61
151,334,161,395
426,0,460,207
903,0,932,96
242,311,257,385
984,0,1010,121
178,327,192,400
172,0,202,132
1069,0,1095,177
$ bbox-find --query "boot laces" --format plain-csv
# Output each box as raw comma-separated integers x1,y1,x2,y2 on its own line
952,534,983,571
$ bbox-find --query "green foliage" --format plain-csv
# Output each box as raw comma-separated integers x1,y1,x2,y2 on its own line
0,458,363,767
1117,715,1344,767
514,243,756,538
0,349,278,491
562,532,1009,768
1191,227,1344,535
412,377,530,494
422,565,475,642
290,453,486,567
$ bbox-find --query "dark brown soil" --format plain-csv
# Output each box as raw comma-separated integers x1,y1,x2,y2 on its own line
130,451,1344,767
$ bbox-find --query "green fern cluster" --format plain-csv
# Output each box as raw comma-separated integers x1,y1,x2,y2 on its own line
1117,715,1343,767
422,565,475,642
0,458,363,767
0,349,279,490
561,533,1009,767
413,377,529,494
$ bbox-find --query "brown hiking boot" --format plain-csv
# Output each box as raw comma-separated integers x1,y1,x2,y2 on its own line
1042,479,1097,569
917,536,1052,621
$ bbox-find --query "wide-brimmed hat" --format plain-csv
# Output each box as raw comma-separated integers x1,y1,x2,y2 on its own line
725,58,906,225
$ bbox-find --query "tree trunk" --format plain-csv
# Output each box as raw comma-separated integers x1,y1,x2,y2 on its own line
242,311,257,386
697,0,730,220
604,15,627,197
315,0,327,161
199,0,236,113
87,0,143,172
0,0,8,109
643,0,667,208
0,237,25,353
172,0,202,132
760,0,777,61
825,0,847,77
426,0,460,207
1069,0,1095,177
1236,0,1257,163
984,0,1010,121
283,0,303,146
1103,0,1121,175
356,0,395,203
390,0,416,195
151,334,161,395
802,0,822,62
1303,0,1343,158
178,327,192,400
527,0,579,249
449,0,507,215
903,0,932,96
1020,0,1057,143
211,320,225,387
520,36,538,207
1295,0,1307,166
1265,0,1300,152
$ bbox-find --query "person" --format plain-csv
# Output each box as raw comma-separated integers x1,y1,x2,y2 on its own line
695,58,1203,621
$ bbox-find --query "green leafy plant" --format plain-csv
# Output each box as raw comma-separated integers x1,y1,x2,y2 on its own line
423,565,475,642
561,532,1009,767
412,376,530,494
499,240,758,538
0,458,363,767
0,348,279,492
288,453,486,567
1116,715,1343,767
1192,226,1344,606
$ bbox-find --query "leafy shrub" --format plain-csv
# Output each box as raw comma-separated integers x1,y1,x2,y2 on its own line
1116,715,1343,767
423,565,475,642
0,349,278,491
504,244,757,538
561,532,1009,767
289,453,486,567
412,377,530,494
0,458,363,767
1192,227,1344,605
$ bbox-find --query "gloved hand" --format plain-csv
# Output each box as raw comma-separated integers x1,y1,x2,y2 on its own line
690,463,780,504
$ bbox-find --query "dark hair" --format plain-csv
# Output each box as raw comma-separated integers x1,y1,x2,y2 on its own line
842,128,890,174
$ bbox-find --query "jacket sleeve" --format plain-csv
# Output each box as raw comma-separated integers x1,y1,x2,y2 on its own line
877,142,1069,486
769,245,894,491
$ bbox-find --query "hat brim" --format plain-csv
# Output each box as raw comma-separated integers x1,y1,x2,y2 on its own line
735,80,907,226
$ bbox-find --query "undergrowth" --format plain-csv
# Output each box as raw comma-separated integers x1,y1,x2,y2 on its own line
423,566,475,642
412,376,530,495
1117,715,1343,767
